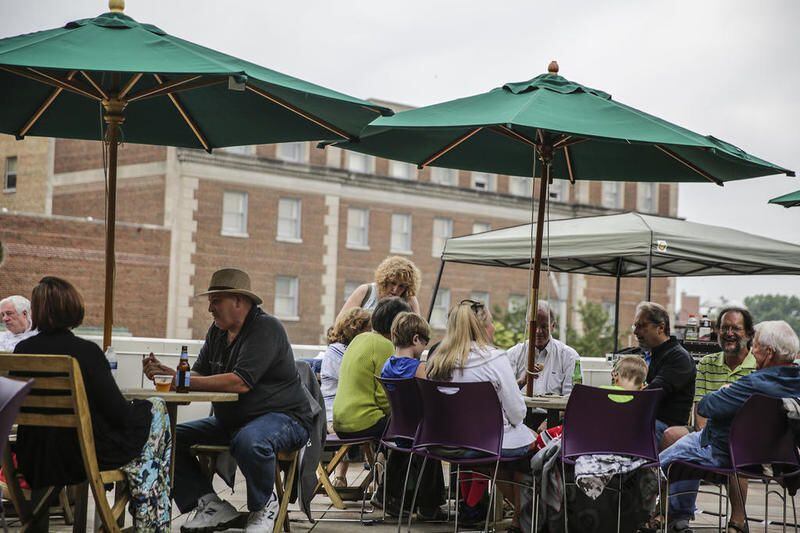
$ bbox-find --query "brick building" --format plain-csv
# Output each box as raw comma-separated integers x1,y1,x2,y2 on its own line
0,102,677,345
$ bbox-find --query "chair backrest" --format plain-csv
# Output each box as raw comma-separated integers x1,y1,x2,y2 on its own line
729,393,800,472
413,378,503,457
0,376,33,458
561,384,662,463
378,377,422,443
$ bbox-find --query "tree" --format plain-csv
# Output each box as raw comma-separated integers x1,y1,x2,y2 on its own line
492,304,527,349
566,301,615,357
742,294,800,335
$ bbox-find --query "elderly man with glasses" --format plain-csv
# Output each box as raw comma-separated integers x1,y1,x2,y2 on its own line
0,295,37,352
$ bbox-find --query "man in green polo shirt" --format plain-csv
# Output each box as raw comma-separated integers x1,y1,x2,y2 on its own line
660,306,756,533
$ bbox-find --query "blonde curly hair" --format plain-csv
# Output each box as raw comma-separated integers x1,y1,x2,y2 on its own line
374,256,421,299
327,307,371,345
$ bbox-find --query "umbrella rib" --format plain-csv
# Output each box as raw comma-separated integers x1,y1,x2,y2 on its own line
79,71,108,100
553,136,589,150
119,73,144,99
492,125,538,148
418,127,483,168
563,145,575,184
17,70,77,138
0,65,101,102
153,74,210,153
655,145,724,186
127,75,207,102
245,84,353,141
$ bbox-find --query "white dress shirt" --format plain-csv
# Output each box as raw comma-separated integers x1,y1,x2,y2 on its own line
506,337,581,395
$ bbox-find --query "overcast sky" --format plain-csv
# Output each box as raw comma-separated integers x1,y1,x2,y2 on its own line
3,0,799,307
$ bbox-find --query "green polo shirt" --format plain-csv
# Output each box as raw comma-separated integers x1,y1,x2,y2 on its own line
694,351,757,402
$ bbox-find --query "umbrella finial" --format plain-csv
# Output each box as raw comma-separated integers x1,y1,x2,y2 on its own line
548,61,559,75
109,0,124,12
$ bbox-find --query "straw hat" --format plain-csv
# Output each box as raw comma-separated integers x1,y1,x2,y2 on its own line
195,268,262,305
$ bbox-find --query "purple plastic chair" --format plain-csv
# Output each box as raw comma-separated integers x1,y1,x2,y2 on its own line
377,377,423,531
560,384,663,533
0,376,34,531
410,378,513,533
666,394,800,532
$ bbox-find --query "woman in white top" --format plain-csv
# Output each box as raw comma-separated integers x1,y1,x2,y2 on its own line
337,256,422,321
320,307,371,488
426,299,535,530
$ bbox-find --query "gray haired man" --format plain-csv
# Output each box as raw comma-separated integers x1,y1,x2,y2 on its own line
0,295,37,352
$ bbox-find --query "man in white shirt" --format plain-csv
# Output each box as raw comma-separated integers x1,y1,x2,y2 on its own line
0,295,37,352
506,300,581,395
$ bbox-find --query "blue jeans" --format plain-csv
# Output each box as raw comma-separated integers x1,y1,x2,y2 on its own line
174,413,309,512
655,419,669,446
659,431,729,521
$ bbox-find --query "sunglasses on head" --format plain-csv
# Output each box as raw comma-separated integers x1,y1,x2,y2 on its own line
459,299,485,313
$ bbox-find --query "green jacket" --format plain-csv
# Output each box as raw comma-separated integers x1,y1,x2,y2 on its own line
332,332,393,433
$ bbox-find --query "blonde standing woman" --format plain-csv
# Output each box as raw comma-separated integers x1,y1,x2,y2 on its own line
337,256,421,321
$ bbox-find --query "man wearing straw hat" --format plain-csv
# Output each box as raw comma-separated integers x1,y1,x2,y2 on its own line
144,268,312,532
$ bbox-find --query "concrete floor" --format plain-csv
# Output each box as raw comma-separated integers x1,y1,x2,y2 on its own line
16,463,800,532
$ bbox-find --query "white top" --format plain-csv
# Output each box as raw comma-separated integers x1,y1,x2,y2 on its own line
362,283,379,311
320,342,346,423
506,338,581,396
0,329,37,353
450,343,535,450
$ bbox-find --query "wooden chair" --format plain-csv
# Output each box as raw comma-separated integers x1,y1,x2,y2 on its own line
0,354,130,532
190,444,301,532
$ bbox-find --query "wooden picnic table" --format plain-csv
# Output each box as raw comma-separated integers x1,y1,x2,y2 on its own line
524,394,570,427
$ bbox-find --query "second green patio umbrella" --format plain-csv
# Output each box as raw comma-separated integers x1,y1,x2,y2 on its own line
769,190,800,208
0,1,392,349
331,61,794,395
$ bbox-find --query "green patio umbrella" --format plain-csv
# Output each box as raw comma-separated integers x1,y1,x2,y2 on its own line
0,0,392,349
330,61,794,396
769,190,800,208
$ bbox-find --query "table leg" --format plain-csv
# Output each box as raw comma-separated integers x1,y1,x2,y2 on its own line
166,403,179,488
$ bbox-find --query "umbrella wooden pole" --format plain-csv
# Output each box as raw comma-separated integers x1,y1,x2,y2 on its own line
525,144,552,397
426,260,446,322
102,97,126,351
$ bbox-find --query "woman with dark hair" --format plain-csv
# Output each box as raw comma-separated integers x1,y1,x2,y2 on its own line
14,276,171,531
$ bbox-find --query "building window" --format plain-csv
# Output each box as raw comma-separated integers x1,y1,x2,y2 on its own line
3,157,17,193
432,217,453,257
471,291,490,307
343,281,361,303
274,276,299,319
508,176,532,197
221,191,248,236
391,213,412,253
430,167,458,186
549,179,569,202
277,142,306,163
389,160,417,180
277,197,302,242
430,288,451,328
472,172,496,191
601,182,624,209
346,207,369,249
472,222,490,234
508,294,527,314
346,152,375,174
220,145,255,156
638,182,659,213
601,301,617,326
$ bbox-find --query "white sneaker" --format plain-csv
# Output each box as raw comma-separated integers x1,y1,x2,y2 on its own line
245,492,279,532
181,494,241,532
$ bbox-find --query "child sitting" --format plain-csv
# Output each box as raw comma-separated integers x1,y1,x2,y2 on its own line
381,311,431,379
534,354,648,450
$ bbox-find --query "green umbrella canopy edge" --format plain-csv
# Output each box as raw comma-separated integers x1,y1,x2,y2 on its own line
769,189,800,208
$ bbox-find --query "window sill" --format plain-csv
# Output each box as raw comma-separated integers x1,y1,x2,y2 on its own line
221,231,249,238
390,248,413,256
277,315,300,322
276,237,303,244
346,244,370,251
3,189,16,194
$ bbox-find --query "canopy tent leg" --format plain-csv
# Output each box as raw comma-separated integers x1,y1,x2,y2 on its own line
613,259,622,354
426,260,446,322
525,140,552,397
645,254,653,302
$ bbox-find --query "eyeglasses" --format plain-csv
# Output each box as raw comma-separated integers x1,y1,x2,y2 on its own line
632,321,657,331
720,325,745,334
460,299,485,313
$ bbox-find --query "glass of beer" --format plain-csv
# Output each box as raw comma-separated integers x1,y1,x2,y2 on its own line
154,374,173,393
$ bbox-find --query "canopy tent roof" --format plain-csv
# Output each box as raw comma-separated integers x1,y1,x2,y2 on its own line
442,212,800,278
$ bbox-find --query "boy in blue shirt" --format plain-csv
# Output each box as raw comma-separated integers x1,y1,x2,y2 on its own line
381,312,431,379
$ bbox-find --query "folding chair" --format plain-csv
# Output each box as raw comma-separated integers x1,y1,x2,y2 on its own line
560,384,663,533
0,354,129,532
190,444,301,532
667,394,800,533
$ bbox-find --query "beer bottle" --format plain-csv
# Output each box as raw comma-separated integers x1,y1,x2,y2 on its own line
176,345,190,393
